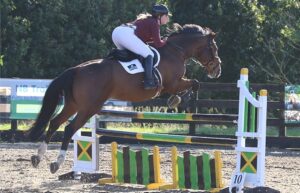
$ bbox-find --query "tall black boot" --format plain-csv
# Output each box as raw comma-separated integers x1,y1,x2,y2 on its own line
144,55,157,90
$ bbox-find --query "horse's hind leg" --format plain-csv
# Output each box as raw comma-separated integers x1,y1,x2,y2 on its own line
31,103,76,168
50,109,97,173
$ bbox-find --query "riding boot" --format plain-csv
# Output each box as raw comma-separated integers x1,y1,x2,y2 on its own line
144,55,157,90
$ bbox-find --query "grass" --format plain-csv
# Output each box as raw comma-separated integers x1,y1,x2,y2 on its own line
287,127,300,136
0,122,299,137
0,121,67,131
103,123,298,137
0,122,31,131
105,122,188,134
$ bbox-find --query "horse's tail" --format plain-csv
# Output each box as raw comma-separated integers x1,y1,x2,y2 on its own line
26,68,75,141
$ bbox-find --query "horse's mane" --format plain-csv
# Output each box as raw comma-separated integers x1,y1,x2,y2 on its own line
167,23,212,37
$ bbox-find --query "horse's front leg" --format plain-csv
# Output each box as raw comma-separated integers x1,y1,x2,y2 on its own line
173,78,200,93
167,78,200,108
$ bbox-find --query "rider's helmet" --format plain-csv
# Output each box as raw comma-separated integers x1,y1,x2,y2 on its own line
151,4,170,18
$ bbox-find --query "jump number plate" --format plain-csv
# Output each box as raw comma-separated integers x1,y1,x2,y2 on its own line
230,172,246,193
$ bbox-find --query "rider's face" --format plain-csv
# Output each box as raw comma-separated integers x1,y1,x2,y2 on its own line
160,14,169,25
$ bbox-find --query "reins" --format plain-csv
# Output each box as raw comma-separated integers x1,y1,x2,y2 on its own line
166,41,186,58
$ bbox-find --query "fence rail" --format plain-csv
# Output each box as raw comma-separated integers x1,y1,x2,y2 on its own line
129,82,286,136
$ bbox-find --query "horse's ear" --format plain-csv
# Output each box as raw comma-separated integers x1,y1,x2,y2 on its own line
166,23,183,36
173,23,183,31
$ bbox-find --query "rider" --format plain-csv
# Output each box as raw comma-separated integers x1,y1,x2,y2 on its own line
112,4,171,89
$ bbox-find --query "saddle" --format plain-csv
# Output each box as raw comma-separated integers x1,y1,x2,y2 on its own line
106,49,144,63
105,48,159,68
106,47,162,95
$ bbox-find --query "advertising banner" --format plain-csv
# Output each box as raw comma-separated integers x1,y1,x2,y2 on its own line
285,85,300,123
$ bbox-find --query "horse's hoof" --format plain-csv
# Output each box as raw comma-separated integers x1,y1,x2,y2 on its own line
50,162,59,174
167,95,181,109
31,155,40,168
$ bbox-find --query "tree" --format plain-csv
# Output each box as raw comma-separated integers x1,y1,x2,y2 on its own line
1,0,155,78
169,0,300,84
251,0,300,83
1,0,299,84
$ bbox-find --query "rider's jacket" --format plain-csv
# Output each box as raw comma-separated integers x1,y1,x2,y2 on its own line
132,17,166,48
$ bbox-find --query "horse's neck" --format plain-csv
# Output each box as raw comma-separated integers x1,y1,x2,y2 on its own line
157,42,187,81
167,36,204,59
158,35,208,78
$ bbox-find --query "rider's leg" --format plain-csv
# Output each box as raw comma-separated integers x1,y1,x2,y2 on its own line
112,26,157,89
143,55,156,89
112,26,153,57
112,26,126,50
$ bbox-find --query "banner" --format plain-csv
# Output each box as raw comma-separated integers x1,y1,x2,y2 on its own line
285,85,300,123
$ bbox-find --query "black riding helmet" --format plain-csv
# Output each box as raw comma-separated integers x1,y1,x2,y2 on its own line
151,4,171,17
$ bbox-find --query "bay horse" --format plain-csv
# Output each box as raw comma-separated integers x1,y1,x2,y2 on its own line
27,24,221,173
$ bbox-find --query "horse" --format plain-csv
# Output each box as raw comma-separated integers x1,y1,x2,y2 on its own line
27,24,222,174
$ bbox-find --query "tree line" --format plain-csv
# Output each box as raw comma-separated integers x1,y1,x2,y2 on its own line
1,0,299,84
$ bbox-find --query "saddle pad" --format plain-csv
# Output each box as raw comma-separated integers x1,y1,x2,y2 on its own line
119,47,160,74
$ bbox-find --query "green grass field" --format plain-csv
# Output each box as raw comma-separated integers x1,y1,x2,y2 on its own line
1,121,298,137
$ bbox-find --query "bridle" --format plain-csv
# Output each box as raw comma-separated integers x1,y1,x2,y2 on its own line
201,36,219,68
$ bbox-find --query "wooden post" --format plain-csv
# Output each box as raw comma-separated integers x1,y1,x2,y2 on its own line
10,119,18,142
278,85,286,137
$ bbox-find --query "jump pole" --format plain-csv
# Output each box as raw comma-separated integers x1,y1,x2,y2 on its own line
230,68,267,192
99,109,237,122
96,129,237,146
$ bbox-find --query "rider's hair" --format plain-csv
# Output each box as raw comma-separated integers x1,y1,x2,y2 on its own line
136,12,152,20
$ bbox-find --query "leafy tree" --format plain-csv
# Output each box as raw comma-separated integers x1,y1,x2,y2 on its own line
251,0,300,84
169,0,300,84
1,0,32,77
1,0,299,85
1,0,155,78
169,0,265,83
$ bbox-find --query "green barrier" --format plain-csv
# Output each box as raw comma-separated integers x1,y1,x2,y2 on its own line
10,100,42,119
10,99,63,120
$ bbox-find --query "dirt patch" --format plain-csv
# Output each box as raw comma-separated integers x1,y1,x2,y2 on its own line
0,143,299,193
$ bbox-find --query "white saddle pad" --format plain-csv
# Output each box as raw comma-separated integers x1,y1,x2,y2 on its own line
119,47,160,74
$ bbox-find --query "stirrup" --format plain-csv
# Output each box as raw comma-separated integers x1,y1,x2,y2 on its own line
144,80,157,90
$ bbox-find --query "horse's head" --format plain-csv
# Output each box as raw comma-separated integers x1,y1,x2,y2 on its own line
194,32,222,78
167,24,222,78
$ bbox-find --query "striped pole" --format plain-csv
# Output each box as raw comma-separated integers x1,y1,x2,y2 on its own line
97,129,237,146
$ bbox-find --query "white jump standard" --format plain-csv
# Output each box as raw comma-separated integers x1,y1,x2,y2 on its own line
230,68,267,192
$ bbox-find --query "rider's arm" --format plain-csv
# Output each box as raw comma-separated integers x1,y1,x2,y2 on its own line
149,20,166,48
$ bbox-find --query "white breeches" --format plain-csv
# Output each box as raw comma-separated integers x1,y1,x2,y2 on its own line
112,26,154,58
